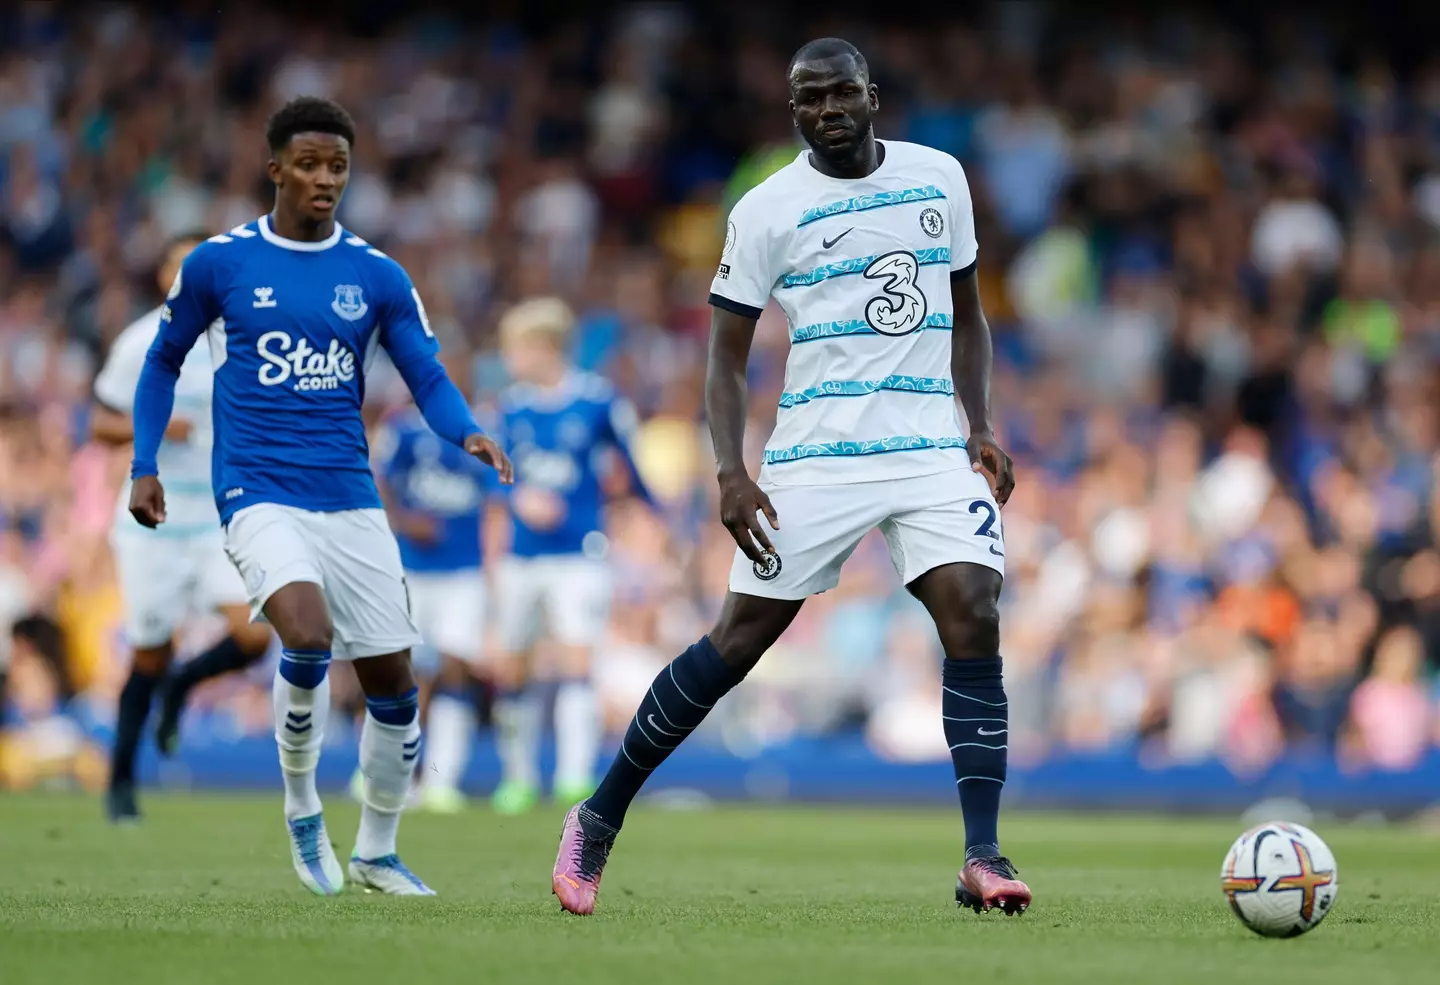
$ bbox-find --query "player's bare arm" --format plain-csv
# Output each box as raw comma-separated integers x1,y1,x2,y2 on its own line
950,267,1014,506
92,404,192,446
706,305,778,564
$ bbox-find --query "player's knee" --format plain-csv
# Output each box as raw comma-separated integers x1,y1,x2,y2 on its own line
222,608,271,656
707,599,797,673
938,585,1000,657
284,626,333,654
706,625,767,672
353,650,417,699
132,645,173,675
436,654,471,690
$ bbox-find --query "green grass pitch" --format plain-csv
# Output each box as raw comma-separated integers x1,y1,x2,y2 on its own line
1,793,1436,984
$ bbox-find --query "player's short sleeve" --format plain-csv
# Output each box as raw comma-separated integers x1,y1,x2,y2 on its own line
376,261,441,365
93,319,155,413
709,190,780,320
944,156,979,274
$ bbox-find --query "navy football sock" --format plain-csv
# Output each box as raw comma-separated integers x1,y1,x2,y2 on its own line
171,636,254,695
111,670,160,785
586,637,746,829
942,656,1007,859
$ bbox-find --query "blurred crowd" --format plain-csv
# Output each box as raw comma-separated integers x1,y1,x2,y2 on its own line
2,2,1439,790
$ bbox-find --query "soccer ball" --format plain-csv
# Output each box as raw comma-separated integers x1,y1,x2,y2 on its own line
1220,821,1339,938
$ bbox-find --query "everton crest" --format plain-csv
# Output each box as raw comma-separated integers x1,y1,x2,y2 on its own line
331,284,368,321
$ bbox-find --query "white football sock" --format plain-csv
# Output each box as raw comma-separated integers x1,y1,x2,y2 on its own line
494,688,542,789
424,692,475,792
554,678,600,789
273,671,330,820
355,712,420,860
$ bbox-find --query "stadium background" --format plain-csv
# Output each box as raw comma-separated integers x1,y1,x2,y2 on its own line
1,0,1438,814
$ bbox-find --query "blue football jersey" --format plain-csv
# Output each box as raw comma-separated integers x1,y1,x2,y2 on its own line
499,372,650,558
377,407,498,572
130,217,482,523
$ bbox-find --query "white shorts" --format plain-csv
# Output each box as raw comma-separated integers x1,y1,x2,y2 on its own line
495,554,610,651
728,467,1005,600
406,569,485,663
223,503,422,661
112,529,248,649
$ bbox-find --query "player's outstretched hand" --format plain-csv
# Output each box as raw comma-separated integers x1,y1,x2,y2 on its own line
718,469,779,565
129,475,167,529
464,433,514,484
968,430,1016,507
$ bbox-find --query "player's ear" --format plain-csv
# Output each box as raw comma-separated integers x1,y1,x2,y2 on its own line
266,156,282,186
788,100,798,127
868,83,879,112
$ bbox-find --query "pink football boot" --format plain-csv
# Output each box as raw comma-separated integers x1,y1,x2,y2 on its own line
956,856,1031,916
552,803,618,915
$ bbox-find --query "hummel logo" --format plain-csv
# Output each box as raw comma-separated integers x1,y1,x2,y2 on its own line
253,287,276,308
821,227,854,249
977,727,1007,736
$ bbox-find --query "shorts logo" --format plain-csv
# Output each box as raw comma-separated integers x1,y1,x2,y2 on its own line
753,550,782,582
330,284,368,321
244,565,265,596
257,330,357,392
919,207,944,238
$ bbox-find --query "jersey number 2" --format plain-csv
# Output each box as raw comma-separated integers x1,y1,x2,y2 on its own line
863,250,928,337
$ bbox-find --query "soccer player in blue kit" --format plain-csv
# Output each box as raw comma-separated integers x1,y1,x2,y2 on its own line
373,370,501,814
490,298,651,814
127,97,512,896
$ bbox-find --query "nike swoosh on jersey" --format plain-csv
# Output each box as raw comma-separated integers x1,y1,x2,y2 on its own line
976,728,1007,736
821,227,855,250
989,545,1005,557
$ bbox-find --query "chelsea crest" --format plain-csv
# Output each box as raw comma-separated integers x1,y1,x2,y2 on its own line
331,284,368,321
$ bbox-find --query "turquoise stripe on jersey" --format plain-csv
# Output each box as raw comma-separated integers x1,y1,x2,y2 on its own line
122,522,219,539
791,313,953,344
763,435,967,464
777,375,954,409
781,248,950,289
796,186,947,227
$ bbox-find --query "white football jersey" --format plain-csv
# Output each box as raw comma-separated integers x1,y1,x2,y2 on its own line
710,140,979,486
94,306,220,535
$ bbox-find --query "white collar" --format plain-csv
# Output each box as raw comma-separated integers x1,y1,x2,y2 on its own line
257,214,344,252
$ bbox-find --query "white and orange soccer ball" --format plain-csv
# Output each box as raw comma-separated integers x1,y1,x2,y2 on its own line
1220,821,1339,938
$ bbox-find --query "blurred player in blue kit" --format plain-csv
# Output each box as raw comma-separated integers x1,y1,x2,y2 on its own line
490,298,651,814
127,96,512,896
371,354,501,814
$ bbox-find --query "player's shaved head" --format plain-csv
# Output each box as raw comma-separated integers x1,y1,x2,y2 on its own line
787,37,878,174
787,37,869,87
266,96,356,154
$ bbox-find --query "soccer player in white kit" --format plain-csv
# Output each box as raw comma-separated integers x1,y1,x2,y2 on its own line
553,38,1029,917
92,232,272,824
